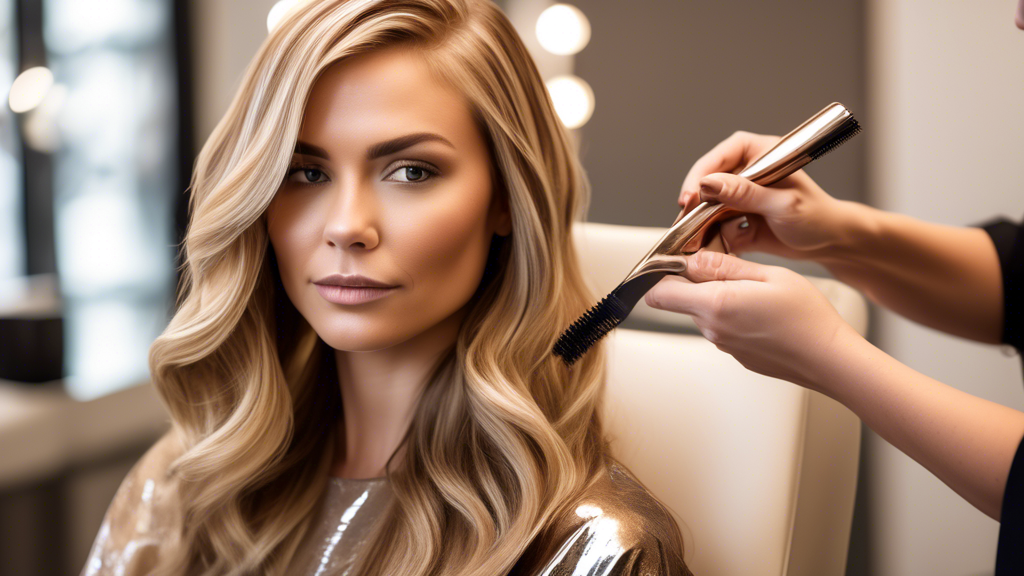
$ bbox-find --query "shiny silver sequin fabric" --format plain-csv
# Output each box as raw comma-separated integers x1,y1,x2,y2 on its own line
81,433,691,575
288,477,391,576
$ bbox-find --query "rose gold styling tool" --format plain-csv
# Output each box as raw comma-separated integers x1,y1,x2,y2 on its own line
552,102,861,366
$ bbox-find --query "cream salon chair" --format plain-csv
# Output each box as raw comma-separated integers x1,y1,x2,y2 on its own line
576,222,867,576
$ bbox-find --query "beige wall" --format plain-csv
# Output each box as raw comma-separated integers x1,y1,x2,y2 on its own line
866,0,1024,574
572,0,866,229
190,0,281,144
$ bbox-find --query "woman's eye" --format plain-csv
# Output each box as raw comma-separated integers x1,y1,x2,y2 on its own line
385,164,435,183
285,166,328,186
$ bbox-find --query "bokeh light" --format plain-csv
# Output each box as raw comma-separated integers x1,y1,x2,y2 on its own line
536,4,591,56
9,66,54,113
267,0,300,33
546,74,594,129
22,83,66,153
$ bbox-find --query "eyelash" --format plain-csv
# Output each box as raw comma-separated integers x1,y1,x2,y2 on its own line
284,161,439,187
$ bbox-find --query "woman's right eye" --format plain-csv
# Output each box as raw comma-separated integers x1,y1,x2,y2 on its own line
285,166,329,186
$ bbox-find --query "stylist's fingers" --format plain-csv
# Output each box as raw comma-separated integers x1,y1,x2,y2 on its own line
644,275,720,317
718,215,754,253
698,172,796,218
679,249,770,283
719,213,776,254
679,189,701,215
678,131,779,206
644,251,774,316
719,212,816,261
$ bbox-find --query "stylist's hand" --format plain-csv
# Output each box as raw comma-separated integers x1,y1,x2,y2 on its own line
679,131,853,259
645,250,856,390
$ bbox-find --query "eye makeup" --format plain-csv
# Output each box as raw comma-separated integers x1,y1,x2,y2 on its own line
284,164,331,187
382,160,439,183
283,158,441,187
284,131,454,189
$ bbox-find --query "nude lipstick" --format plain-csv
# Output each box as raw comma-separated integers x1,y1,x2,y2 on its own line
313,274,398,305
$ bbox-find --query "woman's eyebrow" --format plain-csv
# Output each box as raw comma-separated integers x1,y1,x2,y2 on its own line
292,133,455,162
294,141,330,160
366,132,455,160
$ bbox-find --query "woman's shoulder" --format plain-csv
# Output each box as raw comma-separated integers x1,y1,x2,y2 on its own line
512,460,693,576
127,428,185,481
105,429,185,529
80,429,186,576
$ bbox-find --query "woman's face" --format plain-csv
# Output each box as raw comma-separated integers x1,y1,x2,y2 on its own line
266,47,511,352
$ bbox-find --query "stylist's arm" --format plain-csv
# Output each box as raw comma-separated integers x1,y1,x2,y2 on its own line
648,130,1024,521
648,250,1023,520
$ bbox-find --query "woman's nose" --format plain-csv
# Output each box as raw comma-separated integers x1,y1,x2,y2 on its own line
322,181,380,250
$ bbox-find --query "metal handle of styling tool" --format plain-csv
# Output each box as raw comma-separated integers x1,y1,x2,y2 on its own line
621,102,861,286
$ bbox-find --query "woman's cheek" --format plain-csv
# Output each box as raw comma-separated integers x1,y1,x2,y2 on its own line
267,200,318,289
395,184,493,306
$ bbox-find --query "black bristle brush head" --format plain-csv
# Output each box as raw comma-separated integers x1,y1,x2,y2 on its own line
552,293,629,366
810,116,861,160
552,271,667,366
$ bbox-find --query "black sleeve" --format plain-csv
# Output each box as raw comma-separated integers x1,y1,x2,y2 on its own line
978,215,1024,574
998,437,1024,574
979,216,1024,352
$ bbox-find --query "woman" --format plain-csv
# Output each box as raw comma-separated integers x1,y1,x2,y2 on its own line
81,1,691,575
647,3,1024,573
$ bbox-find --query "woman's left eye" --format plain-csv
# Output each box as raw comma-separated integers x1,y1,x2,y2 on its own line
285,165,329,186
384,163,437,183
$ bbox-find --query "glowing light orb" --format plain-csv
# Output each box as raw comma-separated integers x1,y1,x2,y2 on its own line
9,67,54,113
546,75,594,129
268,0,301,33
536,4,591,56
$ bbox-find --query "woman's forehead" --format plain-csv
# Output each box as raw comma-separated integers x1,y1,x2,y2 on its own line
297,48,478,154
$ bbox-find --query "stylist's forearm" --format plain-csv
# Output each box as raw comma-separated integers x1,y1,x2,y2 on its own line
814,202,1003,343
817,325,1024,520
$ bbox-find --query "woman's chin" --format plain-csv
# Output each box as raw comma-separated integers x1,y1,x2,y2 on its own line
319,331,412,353
304,301,468,354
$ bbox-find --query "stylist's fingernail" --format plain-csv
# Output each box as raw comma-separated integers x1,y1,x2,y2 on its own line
700,177,724,196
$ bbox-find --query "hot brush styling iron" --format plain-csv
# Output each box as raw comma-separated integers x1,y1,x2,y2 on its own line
552,102,861,366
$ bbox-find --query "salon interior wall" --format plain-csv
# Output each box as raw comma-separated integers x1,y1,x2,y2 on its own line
190,0,281,143
567,0,865,281
186,1,1021,575
863,1,1024,575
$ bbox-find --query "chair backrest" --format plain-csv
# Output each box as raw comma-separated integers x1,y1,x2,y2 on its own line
574,222,865,576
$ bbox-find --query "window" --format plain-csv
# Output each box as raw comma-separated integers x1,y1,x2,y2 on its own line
3,0,190,399
0,0,23,281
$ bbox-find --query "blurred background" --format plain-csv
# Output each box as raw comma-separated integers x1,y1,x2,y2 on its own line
0,0,1020,574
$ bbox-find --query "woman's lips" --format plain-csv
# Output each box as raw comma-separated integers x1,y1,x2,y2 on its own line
314,284,398,305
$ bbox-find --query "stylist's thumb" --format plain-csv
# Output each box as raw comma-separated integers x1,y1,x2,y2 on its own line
644,251,770,316
699,173,789,218
678,250,769,283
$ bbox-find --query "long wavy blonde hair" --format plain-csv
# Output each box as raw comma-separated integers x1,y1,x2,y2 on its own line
148,0,682,574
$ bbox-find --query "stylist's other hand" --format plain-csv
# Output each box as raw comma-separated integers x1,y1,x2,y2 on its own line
678,131,853,259
645,250,855,390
